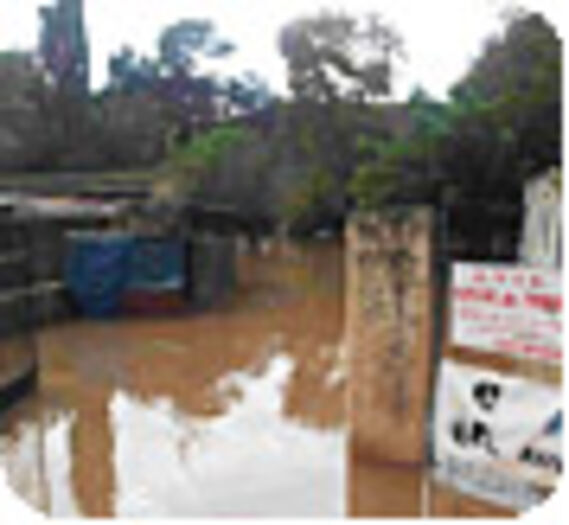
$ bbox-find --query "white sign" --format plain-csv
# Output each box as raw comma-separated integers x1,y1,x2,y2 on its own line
452,263,562,362
434,360,562,510
519,169,562,269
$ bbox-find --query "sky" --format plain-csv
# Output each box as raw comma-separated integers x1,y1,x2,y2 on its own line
0,0,563,100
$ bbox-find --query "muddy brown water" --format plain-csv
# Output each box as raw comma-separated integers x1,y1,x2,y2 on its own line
0,240,348,518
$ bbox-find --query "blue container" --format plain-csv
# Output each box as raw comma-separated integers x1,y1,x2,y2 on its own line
65,234,187,317
65,234,134,317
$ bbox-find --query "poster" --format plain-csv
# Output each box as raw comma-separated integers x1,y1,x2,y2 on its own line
452,263,562,362
434,360,562,511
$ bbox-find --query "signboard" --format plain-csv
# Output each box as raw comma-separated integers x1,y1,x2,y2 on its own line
434,360,562,511
452,263,562,362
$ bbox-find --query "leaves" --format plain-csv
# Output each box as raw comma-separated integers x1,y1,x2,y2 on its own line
282,166,335,222
169,125,250,174
279,11,403,103
350,12,561,211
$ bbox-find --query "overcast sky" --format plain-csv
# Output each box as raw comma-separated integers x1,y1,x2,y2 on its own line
0,0,562,100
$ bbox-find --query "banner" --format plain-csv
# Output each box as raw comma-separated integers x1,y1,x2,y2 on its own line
452,263,562,362
434,360,562,510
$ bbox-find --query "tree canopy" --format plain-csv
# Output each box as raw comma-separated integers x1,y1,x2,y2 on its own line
280,11,404,104
349,11,562,211
0,8,561,239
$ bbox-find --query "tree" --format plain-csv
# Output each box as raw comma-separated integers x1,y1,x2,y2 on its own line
99,92,168,167
279,11,403,104
155,20,236,139
277,11,404,231
165,125,252,195
108,46,158,95
0,53,53,170
107,19,271,146
449,11,561,183
350,11,562,211
162,123,282,239
0,51,105,172
223,72,273,115
158,19,235,72
39,0,90,95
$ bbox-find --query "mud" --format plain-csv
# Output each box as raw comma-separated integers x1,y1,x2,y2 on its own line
0,240,347,517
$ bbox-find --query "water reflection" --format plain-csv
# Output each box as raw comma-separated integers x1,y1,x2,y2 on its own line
112,355,345,517
0,353,345,517
0,241,347,517
0,406,79,517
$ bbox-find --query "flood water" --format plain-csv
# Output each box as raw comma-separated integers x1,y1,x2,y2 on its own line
0,240,347,517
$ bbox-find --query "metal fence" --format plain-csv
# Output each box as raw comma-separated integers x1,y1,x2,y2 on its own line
0,208,38,412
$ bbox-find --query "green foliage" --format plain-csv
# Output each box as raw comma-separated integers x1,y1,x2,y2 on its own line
275,10,406,229
162,124,268,203
447,12,561,183
350,11,561,211
349,161,396,211
408,87,452,141
0,6,560,239
168,125,251,174
282,166,334,222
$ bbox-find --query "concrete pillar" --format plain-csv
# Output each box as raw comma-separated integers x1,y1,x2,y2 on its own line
346,208,434,516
